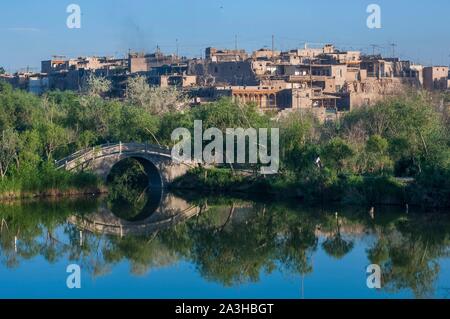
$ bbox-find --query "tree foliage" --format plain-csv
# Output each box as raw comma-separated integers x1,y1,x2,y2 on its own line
126,75,189,115
0,78,449,206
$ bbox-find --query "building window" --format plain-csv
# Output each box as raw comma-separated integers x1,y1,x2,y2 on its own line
268,94,276,107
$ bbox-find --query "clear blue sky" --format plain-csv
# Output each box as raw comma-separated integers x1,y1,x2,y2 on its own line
1,0,449,72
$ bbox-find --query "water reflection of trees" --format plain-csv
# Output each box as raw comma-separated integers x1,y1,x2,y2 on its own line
0,196,449,297
321,214,354,260
0,199,99,268
367,214,450,298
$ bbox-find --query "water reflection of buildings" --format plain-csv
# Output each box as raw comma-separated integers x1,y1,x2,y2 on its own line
315,224,368,238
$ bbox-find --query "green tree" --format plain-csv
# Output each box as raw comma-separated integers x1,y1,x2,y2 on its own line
126,75,188,115
279,111,319,173
321,137,354,173
38,123,71,160
365,135,392,174
83,74,111,97
0,129,20,179
342,94,449,176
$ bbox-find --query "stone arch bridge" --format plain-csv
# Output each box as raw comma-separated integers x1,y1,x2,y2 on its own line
56,142,193,188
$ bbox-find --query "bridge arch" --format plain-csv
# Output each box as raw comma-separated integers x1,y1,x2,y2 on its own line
107,155,164,190
106,156,165,222
56,143,193,188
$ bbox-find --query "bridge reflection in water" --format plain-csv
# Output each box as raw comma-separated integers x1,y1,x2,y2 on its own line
68,192,201,237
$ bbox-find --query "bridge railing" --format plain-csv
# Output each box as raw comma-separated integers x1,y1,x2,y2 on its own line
56,142,172,170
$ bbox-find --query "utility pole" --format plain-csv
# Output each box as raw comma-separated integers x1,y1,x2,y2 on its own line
156,44,160,66
176,38,179,59
271,34,275,61
234,35,239,63
389,42,397,59
370,44,379,56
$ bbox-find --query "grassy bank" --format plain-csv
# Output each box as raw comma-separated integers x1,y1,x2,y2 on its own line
172,167,450,209
0,163,106,200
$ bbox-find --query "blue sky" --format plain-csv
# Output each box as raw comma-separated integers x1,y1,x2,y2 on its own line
1,0,449,72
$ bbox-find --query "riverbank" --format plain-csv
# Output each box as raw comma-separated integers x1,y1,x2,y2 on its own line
172,167,450,209
0,165,107,201
0,186,108,201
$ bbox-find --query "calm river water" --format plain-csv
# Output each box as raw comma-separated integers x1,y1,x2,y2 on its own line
0,192,449,299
